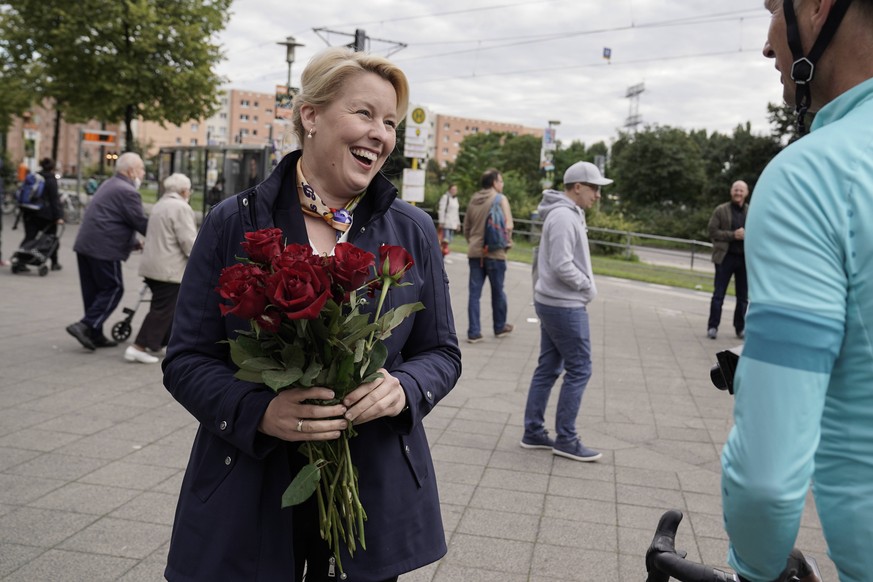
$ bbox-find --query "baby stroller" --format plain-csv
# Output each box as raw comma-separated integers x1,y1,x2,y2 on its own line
110,283,151,342
10,224,64,276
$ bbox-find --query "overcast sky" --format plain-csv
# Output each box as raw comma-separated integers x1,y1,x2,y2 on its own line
215,0,784,146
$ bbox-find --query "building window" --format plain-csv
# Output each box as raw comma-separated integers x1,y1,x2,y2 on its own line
254,101,259,107
241,128,250,135
219,112,227,119
240,114,249,121
443,135,449,142
443,123,450,130
219,127,227,135
241,99,250,107
191,123,199,131
252,129,258,136
190,138,198,145
442,148,448,155
175,137,181,144
253,115,258,122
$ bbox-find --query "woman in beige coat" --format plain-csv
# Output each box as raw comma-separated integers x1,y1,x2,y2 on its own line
124,173,197,364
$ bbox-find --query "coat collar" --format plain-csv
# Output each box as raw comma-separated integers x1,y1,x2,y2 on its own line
240,150,398,245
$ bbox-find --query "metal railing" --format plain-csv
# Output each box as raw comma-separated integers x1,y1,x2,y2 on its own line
436,209,713,273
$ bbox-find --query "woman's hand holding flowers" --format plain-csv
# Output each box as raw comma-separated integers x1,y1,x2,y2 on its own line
259,386,348,442
342,368,408,425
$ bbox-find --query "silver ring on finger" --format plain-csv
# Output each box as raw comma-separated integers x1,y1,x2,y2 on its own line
296,419,304,432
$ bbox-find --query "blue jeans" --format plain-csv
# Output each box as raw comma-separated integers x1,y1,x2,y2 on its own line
467,257,507,338
523,302,592,444
708,252,748,333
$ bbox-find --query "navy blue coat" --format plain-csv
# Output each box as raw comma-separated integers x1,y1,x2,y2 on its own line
163,151,462,581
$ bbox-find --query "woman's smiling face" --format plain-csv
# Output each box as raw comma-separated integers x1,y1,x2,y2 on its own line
301,71,398,204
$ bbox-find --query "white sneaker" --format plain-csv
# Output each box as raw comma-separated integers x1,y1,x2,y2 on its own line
124,345,159,364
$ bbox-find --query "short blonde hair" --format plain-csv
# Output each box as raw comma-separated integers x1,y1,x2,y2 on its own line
292,47,410,146
163,173,191,195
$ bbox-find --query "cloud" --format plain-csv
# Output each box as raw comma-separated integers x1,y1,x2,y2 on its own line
216,0,784,144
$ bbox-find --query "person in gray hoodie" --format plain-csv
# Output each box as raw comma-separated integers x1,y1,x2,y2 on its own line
520,161,612,462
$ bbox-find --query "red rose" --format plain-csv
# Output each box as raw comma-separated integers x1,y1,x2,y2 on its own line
216,263,269,320
241,228,283,264
378,245,414,282
267,260,332,320
253,306,282,333
330,243,375,292
272,243,316,271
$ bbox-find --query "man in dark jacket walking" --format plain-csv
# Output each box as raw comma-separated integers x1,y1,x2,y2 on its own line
707,180,749,340
66,152,148,350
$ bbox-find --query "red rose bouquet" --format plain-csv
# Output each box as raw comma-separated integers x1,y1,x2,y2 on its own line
216,227,423,574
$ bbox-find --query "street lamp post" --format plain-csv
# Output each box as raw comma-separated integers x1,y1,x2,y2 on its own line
276,35,304,97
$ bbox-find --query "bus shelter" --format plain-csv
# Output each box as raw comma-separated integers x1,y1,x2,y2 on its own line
155,144,274,220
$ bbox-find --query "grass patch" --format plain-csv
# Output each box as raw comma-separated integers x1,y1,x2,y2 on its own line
446,237,731,295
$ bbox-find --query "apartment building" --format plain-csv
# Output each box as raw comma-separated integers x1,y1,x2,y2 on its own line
433,115,544,167
4,103,120,176
4,96,541,175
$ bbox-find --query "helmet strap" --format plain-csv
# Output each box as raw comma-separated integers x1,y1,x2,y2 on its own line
783,0,854,135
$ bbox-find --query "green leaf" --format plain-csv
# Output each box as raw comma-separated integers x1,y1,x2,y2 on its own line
363,341,388,379
281,463,321,507
377,302,425,339
236,334,265,357
299,360,323,386
333,354,358,393
240,357,283,372
361,370,384,384
262,368,305,391
234,368,264,383
280,342,306,370
353,339,365,363
228,339,256,368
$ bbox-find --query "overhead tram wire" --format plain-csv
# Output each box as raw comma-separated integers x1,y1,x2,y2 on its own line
322,0,565,28
411,46,765,85
409,8,765,47
395,11,767,63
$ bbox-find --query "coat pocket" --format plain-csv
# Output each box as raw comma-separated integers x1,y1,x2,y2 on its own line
189,431,239,503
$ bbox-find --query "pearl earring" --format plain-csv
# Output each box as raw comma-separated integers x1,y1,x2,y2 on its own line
307,127,315,139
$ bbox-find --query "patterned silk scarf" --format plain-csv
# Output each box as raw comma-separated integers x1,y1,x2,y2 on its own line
297,158,364,240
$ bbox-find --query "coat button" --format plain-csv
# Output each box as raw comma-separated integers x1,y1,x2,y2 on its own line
219,420,227,430
224,456,232,465
426,391,433,400
404,445,410,454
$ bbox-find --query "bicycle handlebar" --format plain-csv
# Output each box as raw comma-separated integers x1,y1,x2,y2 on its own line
646,510,737,582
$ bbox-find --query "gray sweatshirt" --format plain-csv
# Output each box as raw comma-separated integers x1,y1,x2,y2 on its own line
533,189,597,308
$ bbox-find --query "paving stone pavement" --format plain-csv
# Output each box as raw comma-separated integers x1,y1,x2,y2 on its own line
0,213,836,581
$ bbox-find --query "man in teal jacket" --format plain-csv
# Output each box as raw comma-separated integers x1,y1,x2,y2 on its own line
721,0,873,581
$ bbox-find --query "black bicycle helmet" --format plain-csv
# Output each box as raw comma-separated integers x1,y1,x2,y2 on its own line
783,0,855,133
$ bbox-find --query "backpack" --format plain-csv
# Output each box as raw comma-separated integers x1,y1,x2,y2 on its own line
483,193,511,253
16,173,46,210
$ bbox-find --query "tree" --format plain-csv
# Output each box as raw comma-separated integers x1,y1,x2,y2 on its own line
449,132,504,196
767,101,811,145
448,131,543,216
610,125,707,212
1,0,232,151
0,46,35,134
694,123,782,209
